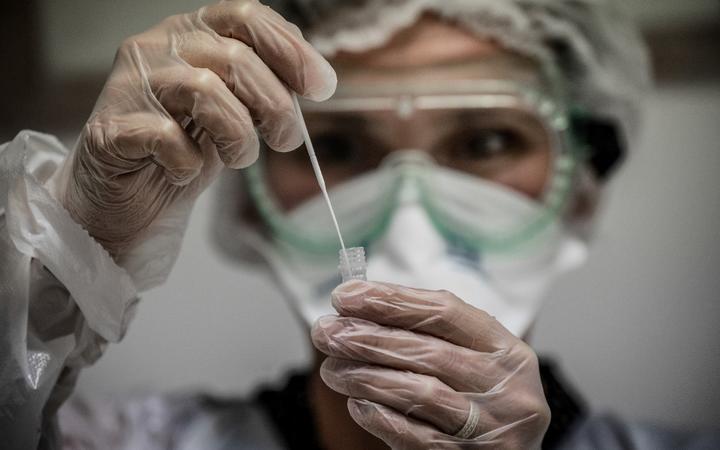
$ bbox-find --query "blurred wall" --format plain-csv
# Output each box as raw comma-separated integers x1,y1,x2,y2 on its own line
7,0,720,433
533,84,720,430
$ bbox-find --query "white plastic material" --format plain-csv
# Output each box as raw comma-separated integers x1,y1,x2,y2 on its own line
339,246,367,282
0,131,139,450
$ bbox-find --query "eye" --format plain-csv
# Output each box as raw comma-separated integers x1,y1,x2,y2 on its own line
449,128,529,161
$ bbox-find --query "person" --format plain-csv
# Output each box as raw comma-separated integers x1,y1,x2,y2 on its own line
1,1,717,449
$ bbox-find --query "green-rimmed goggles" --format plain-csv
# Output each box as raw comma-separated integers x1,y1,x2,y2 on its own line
245,80,586,256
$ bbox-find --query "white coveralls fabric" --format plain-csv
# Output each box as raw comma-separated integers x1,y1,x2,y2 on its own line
0,131,172,449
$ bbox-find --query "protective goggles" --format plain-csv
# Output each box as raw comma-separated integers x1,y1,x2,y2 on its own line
245,80,585,255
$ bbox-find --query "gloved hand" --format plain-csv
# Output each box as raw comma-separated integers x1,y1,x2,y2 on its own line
55,0,336,258
312,280,551,449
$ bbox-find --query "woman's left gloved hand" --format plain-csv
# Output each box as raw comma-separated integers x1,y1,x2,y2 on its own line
312,280,550,449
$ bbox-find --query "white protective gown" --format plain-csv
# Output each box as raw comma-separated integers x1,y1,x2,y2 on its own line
0,130,186,450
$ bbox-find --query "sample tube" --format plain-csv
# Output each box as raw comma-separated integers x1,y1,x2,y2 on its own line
339,247,367,282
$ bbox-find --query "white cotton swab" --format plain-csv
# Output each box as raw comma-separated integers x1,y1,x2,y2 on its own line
291,94,350,268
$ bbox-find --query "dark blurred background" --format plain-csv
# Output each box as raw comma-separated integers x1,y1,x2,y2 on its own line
1,0,719,433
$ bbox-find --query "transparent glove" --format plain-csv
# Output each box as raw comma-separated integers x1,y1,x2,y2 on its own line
55,0,336,258
312,280,551,449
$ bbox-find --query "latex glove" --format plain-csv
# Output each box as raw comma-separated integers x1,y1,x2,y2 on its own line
312,280,551,449
56,0,336,258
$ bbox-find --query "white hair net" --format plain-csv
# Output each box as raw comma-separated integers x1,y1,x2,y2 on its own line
266,0,651,162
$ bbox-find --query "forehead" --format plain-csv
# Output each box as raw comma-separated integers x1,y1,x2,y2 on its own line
329,14,545,91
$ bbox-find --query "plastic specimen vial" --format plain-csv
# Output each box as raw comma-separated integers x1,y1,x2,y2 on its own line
339,247,367,282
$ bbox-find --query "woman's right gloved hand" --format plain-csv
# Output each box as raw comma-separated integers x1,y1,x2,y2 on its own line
56,0,336,258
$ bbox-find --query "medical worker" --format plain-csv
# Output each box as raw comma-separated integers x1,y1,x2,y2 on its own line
5,0,715,449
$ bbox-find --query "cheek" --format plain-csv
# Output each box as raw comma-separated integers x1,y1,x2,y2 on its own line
487,149,551,199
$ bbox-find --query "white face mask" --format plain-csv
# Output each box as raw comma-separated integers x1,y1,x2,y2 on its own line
366,202,587,336
243,159,588,337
